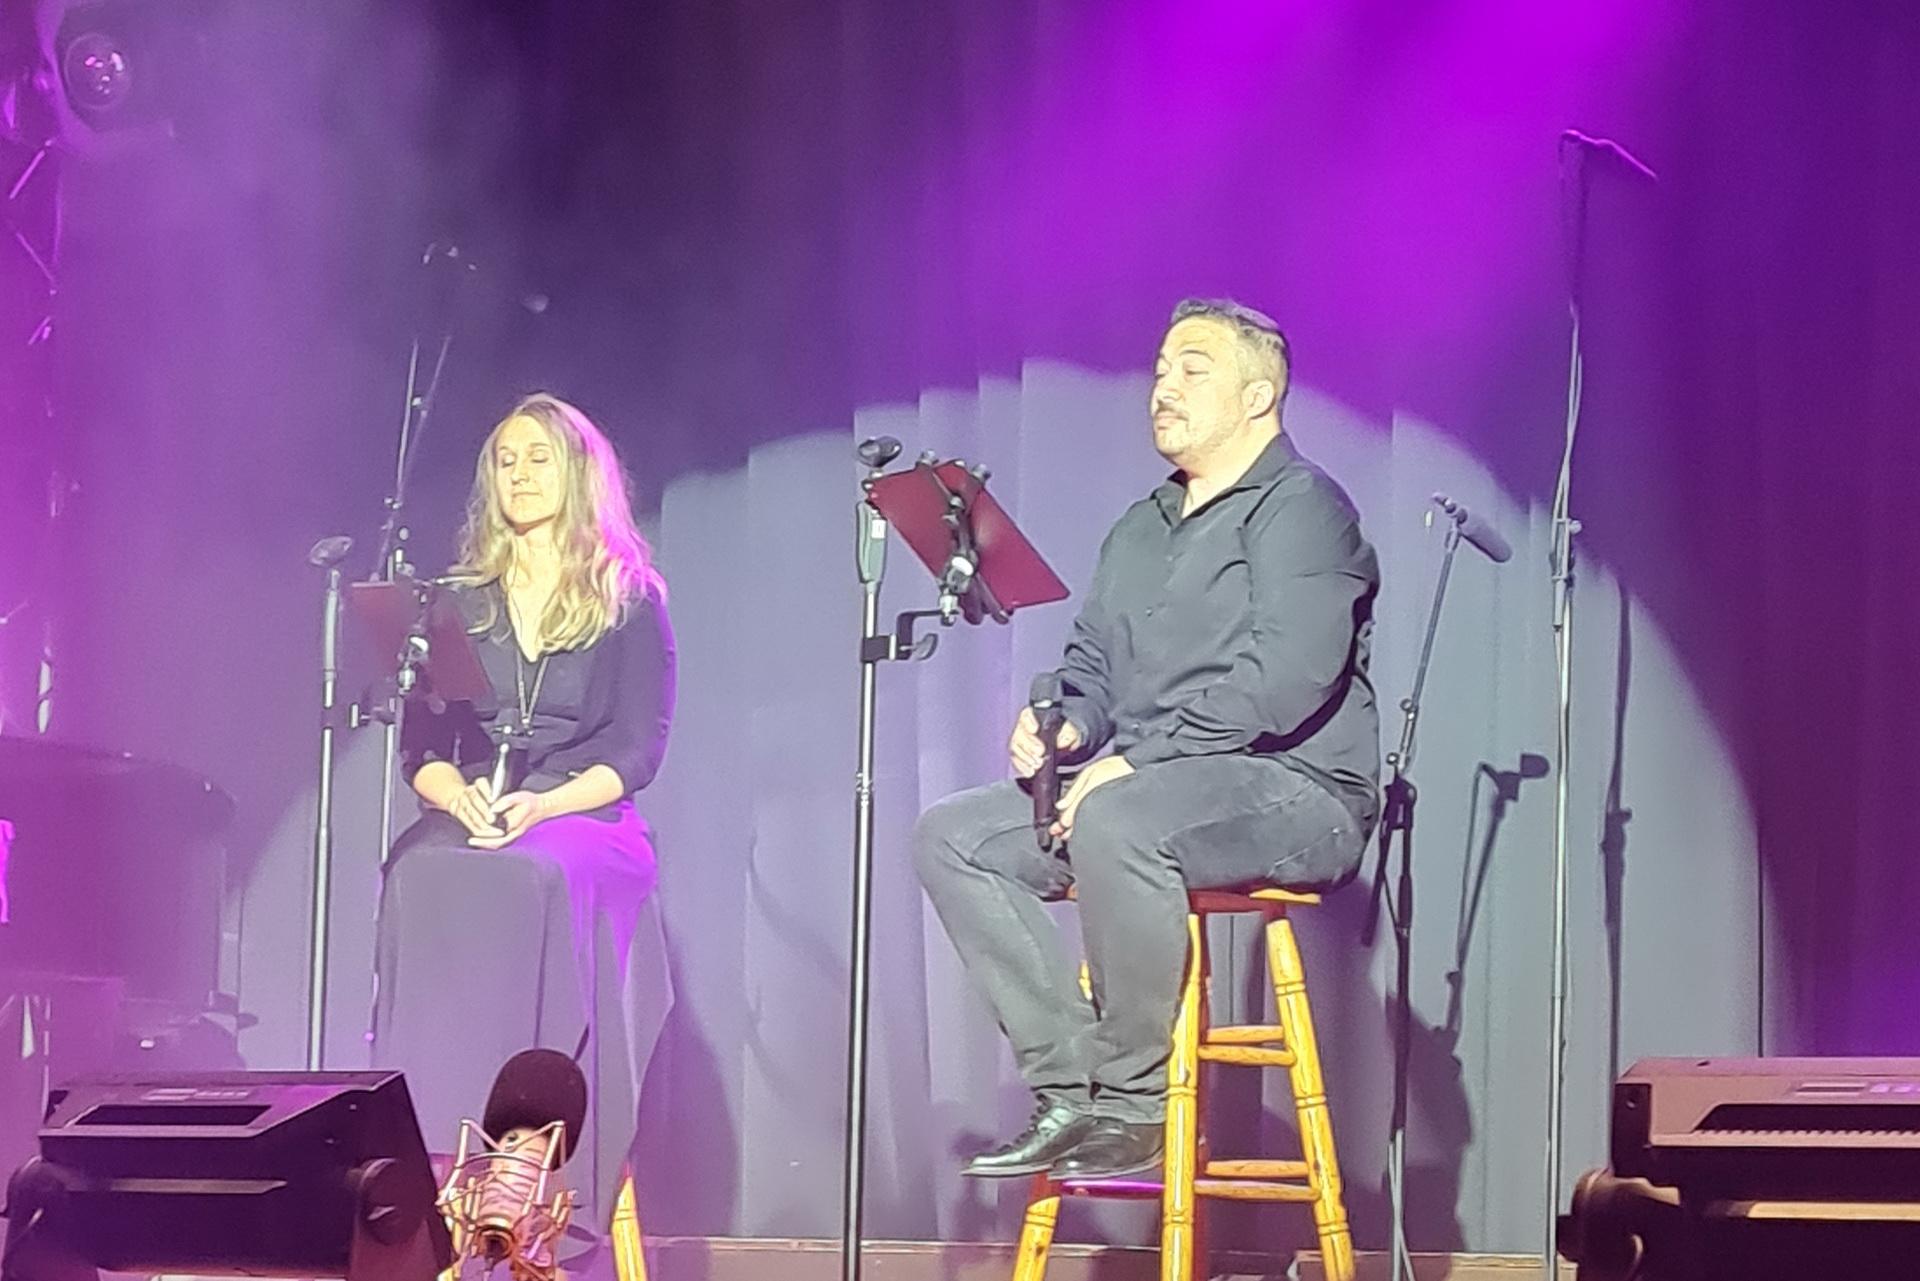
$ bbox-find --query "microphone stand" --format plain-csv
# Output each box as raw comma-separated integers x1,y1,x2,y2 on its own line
842,439,1050,1281
844,480,886,1281
303,534,353,1072
843,436,939,1281
367,326,455,866
303,252,456,1073
1542,137,1593,1280
1364,516,1465,1281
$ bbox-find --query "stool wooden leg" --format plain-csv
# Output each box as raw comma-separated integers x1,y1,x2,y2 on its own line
1267,915,1354,1281
1160,913,1206,1281
1014,1174,1062,1281
612,1166,649,1281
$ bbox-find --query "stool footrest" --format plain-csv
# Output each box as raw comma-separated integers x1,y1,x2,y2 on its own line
1206,1023,1287,1045
1205,1159,1310,1179
1198,1045,1296,1067
1194,1177,1320,1203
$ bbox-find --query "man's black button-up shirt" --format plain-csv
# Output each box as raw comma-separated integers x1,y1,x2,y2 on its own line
1056,433,1381,829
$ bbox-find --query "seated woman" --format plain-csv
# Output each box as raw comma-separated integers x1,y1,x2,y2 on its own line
372,392,675,1231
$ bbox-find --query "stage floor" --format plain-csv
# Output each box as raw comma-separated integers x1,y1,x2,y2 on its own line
552,1237,1567,1281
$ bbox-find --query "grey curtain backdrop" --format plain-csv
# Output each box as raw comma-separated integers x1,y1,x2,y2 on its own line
31,0,1916,1261
619,382,1757,1254
233,374,1758,1256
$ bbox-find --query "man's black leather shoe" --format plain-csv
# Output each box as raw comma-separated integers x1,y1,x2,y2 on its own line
1052,1118,1165,1180
963,1101,1098,1178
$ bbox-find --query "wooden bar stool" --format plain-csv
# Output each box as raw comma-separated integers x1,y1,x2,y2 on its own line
1012,887,1354,1281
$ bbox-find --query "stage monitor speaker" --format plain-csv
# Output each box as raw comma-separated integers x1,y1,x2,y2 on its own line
0,1070,451,1281
1560,1057,1920,1281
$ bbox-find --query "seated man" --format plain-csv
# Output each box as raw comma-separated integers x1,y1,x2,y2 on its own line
914,298,1381,1181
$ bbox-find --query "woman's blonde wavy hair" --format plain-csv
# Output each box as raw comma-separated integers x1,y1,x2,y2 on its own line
453,393,664,653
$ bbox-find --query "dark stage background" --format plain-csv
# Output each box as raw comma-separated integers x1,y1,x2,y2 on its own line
4,0,1916,1257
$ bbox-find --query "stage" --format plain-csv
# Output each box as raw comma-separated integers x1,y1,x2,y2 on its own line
2,1,1917,1278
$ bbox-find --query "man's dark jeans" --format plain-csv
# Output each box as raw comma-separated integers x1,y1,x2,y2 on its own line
913,753,1363,1124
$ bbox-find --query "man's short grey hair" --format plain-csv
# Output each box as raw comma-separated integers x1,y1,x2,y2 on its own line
1170,297,1291,401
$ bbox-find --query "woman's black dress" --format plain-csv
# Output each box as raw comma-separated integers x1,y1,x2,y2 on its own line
371,583,675,1226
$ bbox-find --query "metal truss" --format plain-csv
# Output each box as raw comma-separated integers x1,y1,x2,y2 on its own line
0,46,63,736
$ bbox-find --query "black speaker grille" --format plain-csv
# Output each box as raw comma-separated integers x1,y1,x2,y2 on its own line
1698,1103,1920,1134
75,1103,271,1127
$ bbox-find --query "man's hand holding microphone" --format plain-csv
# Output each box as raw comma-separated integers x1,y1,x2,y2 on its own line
1013,677,1134,847
1009,705,1083,779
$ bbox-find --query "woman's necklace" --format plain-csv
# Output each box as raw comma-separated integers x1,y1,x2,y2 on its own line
489,586,553,802
515,646,551,735
506,590,553,738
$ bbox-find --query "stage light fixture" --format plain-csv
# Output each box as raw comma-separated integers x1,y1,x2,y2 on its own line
59,29,134,121
50,1,204,134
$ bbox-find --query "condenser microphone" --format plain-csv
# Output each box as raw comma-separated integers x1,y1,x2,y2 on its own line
482,1048,589,1160
1029,673,1066,852
1431,494,1513,564
442,1048,589,1273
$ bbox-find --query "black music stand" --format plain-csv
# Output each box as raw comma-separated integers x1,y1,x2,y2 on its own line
344,580,492,710
866,456,1071,627
838,441,1068,1281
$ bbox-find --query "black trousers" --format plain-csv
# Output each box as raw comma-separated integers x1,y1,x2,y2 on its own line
913,754,1363,1123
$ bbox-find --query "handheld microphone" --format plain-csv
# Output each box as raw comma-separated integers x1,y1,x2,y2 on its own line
1431,494,1513,564
1030,673,1066,851
440,1048,588,1274
487,738,513,830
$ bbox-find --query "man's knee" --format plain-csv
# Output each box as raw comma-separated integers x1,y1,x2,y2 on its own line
912,787,992,886
916,783,1076,901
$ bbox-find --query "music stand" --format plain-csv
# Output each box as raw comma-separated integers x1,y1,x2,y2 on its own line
866,458,1070,625
344,580,492,708
838,441,1068,1281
